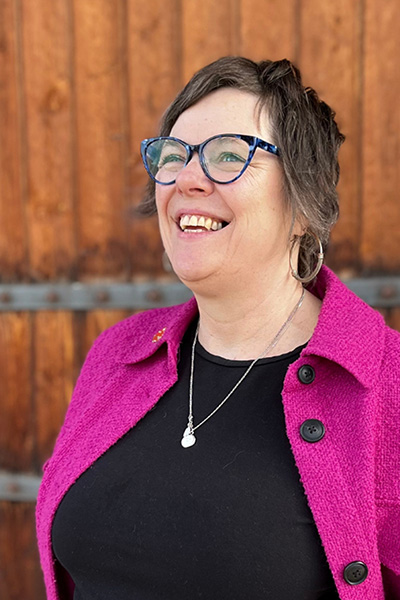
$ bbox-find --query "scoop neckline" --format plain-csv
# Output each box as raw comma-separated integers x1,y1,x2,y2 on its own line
195,339,308,368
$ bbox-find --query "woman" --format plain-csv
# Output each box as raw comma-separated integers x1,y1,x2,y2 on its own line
36,57,400,600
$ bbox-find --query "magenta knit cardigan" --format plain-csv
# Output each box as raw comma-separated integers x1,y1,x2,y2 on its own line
36,266,400,600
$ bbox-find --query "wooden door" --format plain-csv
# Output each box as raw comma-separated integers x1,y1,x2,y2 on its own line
1,1,400,598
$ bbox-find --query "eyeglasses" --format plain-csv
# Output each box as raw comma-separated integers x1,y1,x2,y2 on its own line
140,134,280,185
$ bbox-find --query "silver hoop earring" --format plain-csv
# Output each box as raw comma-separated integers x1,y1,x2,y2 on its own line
289,233,324,284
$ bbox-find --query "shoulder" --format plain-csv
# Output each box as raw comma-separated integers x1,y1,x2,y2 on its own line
50,299,198,453
89,302,184,353
374,320,400,389
73,297,198,390
307,267,387,387
88,297,198,364
376,323,400,406
382,323,400,367
376,324,400,419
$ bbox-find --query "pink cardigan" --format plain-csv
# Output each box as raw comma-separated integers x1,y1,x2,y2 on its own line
36,266,400,599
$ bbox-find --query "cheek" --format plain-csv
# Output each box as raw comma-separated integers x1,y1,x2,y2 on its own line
154,187,164,211
154,187,171,222
154,189,176,251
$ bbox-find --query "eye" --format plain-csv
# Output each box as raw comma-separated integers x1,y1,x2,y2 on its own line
216,152,246,164
158,152,186,169
159,153,186,167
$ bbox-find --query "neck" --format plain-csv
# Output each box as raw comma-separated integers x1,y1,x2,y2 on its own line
193,271,320,360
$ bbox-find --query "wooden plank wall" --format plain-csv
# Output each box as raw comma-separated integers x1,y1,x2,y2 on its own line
1,1,400,598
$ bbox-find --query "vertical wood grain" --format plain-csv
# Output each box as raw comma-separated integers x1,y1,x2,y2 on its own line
1,3,400,600
126,0,181,276
33,311,76,467
0,0,28,280
384,308,400,333
0,313,33,471
21,0,76,281
73,0,128,280
298,0,363,275
362,0,400,272
82,309,130,358
239,0,298,60
181,0,239,81
0,502,46,600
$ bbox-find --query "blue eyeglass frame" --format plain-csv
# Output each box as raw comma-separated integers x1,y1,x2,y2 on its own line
140,133,280,185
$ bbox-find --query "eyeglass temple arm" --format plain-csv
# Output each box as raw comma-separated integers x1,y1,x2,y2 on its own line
257,139,280,156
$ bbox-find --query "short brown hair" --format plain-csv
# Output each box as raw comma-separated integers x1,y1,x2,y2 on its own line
138,56,345,281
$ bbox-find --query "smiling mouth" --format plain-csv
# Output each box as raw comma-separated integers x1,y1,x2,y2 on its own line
179,214,229,232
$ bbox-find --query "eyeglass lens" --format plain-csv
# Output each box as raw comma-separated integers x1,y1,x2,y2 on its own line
144,136,252,184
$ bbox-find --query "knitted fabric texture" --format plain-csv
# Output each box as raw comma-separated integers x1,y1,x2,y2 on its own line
36,266,400,600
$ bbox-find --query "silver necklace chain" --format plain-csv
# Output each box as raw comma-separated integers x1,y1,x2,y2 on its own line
181,287,306,448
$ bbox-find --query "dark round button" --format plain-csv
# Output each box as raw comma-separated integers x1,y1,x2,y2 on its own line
300,419,325,443
343,561,368,585
297,364,315,384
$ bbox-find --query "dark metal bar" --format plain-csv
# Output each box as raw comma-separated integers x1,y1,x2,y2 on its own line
0,281,193,311
347,277,400,308
0,471,41,502
0,277,399,311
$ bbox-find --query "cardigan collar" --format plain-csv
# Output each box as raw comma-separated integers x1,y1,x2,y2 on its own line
302,266,385,388
119,266,385,389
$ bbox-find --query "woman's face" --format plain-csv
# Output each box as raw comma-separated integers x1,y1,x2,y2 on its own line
155,87,296,293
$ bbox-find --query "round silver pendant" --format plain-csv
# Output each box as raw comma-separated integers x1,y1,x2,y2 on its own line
181,427,196,448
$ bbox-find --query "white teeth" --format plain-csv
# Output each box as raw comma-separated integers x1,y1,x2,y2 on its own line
179,214,225,232
180,215,190,228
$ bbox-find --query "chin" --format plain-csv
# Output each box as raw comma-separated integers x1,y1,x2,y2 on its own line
176,269,234,299
170,255,215,284
174,268,211,287
171,262,214,288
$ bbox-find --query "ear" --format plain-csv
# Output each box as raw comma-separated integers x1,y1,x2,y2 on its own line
289,213,307,240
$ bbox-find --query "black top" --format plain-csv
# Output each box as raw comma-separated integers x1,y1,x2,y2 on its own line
52,320,339,600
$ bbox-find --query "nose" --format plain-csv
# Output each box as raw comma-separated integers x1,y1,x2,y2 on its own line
175,154,214,197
